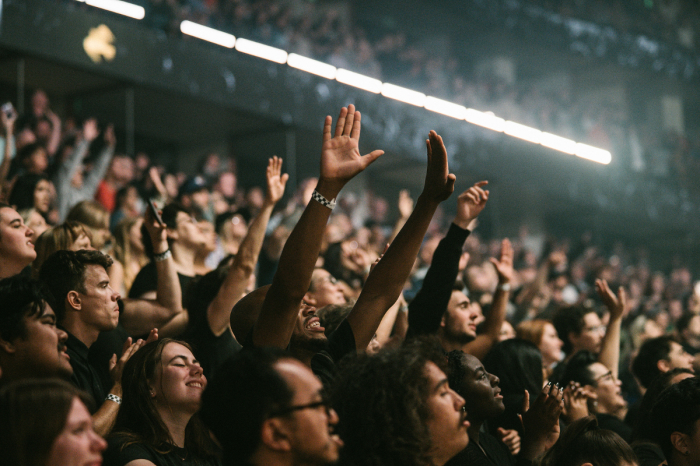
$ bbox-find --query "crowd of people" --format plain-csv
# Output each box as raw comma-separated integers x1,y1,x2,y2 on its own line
85,0,700,189
2,91,700,466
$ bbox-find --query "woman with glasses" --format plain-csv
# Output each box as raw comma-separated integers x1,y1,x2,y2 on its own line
103,338,221,466
558,350,632,442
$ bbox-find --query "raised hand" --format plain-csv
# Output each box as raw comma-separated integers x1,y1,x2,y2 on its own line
1,104,17,133
562,381,591,423
421,130,456,202
398,189,414,220
319,105,383,195
143,202,168,253
454,181,489,228
109,337,145,385
490,238,514,284
520,383,563,457
595,278,626,320
82,118,99,142
265,156,289,205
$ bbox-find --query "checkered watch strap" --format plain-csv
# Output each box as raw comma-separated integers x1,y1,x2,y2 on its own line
311,189,336,210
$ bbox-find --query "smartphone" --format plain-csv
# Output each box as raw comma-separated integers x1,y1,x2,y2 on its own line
148,198,165,226
1,102,13,119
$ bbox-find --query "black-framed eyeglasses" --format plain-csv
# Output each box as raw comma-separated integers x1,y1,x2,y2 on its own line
594,370,614,383
269,398,333,418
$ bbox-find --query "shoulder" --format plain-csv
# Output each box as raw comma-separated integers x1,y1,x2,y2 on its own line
104,437,160,466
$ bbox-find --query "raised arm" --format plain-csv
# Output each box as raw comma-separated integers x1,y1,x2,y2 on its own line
388,189,413,243
0,105,17,188
119,207,185,337
347,131,455,350
253,105,383,348
45,109,62,157
407,181,489,336
464,238,514,360
211,156,287,336
595,278,626,379
82,125,116,194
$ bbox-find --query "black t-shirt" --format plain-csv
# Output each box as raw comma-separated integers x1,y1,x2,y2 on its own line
129,262,196,308
632,441,666,466
65,332,108,412
596,413,633,443
242,318,356,389
104,436,222,466
183,303,242,381
446,431,514,466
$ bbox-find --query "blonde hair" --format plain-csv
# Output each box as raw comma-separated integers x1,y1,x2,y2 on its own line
32,221,92,278
111,217,147,294
66,201,109,248
516,319,550,347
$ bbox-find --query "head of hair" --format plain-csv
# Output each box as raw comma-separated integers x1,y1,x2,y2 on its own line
331,337,448,466
66,200,109,232
553,305,592,354
0,378,93,466
676,312,696,335
200,347,294,465
516,319,549,347
632,367,695,442
0,276,54,341
8,173,49,212
111,338,217,457
557,350,598,387
316,303,354,336
632,336,676,389
539,416,637,466
16,142,45,168
32,222,92,278
111,217,147,291
483,338,543,402
38,249,113,321
651,376,700,458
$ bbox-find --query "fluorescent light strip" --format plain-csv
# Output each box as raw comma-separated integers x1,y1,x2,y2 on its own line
504,121,542,144
335,69,382,93
575,143,612,165
82,0,145,19
235,38,288,64
424,96,466,120
381,83,426,107
287,54,336,80
540,132,577,154
465,109,505,132
180,21,235,48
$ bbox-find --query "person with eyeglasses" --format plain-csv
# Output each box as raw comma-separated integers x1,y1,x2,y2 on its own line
559,350,631,442
103,338,221,466
200,347,342,466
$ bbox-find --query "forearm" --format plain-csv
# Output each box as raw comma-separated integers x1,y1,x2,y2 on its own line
407,223,470,336
253,180,336,347
349,195,440,349
83,145,114,191
374,295,402,347
47,115,62,156
598,316,622,378
92,384,121,436
482,285,510,341
388,215,409,244
0,132,13,184
153,246,183,316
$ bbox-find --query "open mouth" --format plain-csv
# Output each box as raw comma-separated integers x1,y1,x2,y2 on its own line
186,381,204,388
305,317,325,332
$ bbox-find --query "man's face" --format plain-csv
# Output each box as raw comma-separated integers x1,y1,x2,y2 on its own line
10,303,73,380
441,290,478,344
424,361,470,465
171,212,207,250
306,269,346,308
0,207,36,276
76,265,120,332
588,362,626,415
570,312,605,354
664,342,695,372
291,303,328,353
275,359,342,465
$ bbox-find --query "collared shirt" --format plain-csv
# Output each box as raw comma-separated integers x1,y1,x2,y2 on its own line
65,331,107,412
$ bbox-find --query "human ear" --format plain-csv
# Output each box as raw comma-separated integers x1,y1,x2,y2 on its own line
0,338,16,354
671,431,690,456
657,358,671,373
66,291,81,311
260,418,292,452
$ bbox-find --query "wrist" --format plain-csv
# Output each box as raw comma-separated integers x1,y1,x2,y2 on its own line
453,218,472,230
109,383,123,397
151,240,169,255
497,282,511,291
315,179,342,203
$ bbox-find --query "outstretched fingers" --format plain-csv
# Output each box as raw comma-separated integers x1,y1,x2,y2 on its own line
350,110,362,140
343,104,356,137
323,115,334,143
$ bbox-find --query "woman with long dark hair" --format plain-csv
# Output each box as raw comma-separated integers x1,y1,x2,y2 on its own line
104,338,221,466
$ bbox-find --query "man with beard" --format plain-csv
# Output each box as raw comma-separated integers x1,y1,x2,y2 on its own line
233,105,456,387
0,275,73,383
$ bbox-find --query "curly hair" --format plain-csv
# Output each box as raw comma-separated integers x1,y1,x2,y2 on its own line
110,338,219,460
331,337,447,466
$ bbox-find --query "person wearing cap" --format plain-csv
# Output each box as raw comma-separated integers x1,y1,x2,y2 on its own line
179,175,214,222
